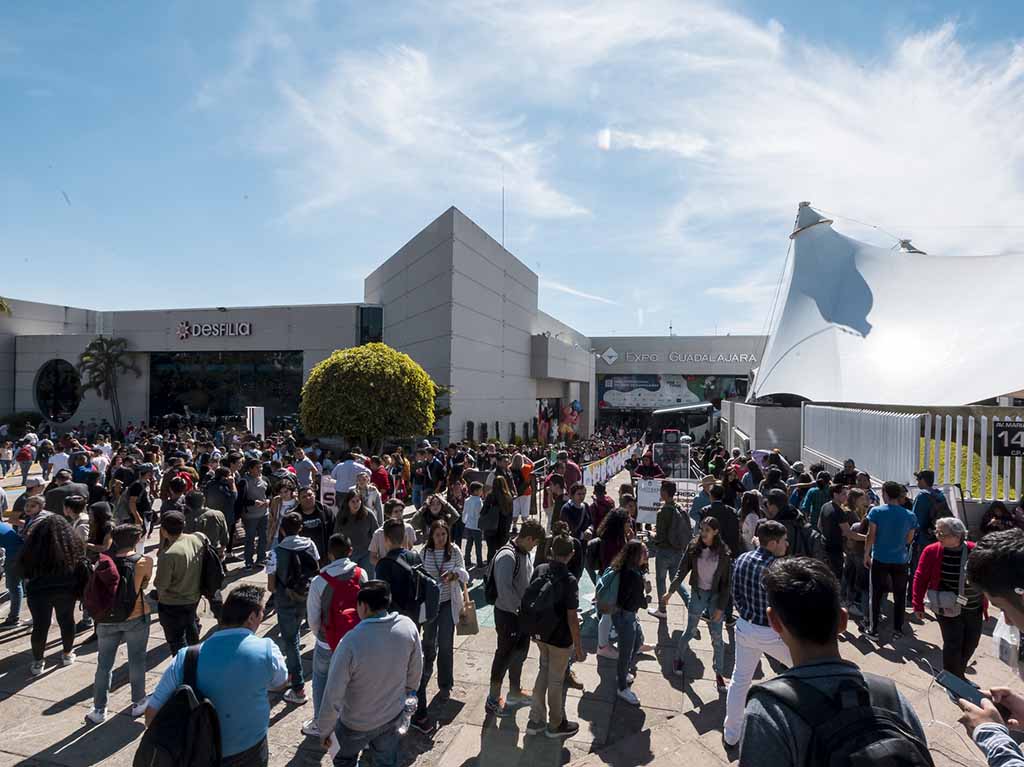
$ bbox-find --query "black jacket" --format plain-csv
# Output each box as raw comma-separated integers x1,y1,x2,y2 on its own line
616,568,648,613
375,548,423,621
702,501,744,556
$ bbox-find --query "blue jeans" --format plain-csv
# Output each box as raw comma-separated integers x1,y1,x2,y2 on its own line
611,610,642,691
93,614,150,709
412,486,424,509
654,548,685,604
354,551,375,580
678,587,724,674
333,714,401,767
242,514,267,568
4,561,23,620
463,529,483,567
276,600,304,690
312,643,332,720
417,602,455,715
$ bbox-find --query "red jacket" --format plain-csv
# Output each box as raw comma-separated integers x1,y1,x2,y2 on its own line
911,540,987,615
369,466,391,500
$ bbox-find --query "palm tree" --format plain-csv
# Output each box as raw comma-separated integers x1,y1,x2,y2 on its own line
78,337,140,436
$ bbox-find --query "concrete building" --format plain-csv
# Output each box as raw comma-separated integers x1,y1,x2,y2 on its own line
0,207,763,445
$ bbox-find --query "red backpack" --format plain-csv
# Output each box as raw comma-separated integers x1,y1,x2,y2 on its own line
320,568,363,650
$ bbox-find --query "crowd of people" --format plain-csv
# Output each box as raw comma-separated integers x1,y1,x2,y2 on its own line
0,423,1023,767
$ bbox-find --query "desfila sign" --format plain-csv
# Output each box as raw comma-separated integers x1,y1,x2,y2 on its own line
177,320,253,340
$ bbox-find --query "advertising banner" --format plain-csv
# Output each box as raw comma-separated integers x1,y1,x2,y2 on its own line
581,442,640,486
598,374,744,410
636,477,702,525
321,475,337,511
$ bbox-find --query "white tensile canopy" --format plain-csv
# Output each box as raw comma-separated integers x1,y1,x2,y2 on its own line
750,203,1024,406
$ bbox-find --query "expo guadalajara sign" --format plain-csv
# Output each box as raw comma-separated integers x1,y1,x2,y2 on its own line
601,346,757,365
177,320,252,340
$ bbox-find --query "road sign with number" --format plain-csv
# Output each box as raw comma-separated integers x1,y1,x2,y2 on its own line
993,420,1024,457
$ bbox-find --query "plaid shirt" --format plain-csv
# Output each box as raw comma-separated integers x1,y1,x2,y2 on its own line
731,547,777,626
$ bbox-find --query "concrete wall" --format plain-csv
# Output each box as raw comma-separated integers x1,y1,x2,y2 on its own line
14,334,149,427
721,401,802,458
0,298,95,417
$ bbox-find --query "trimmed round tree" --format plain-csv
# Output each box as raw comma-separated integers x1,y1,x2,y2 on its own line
300,342,436,447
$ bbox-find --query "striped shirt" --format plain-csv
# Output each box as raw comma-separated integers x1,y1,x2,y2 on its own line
731,547,777,627
939,546,982,611
419,544,464,603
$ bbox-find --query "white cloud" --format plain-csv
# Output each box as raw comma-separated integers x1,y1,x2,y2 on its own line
541,279,619,305
597,128,709,158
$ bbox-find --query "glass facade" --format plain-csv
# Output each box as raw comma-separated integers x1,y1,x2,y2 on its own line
35,359,82,423
149,351,303,429
359,306,383,345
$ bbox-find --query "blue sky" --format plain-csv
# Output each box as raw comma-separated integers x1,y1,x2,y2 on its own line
5,1,1024,336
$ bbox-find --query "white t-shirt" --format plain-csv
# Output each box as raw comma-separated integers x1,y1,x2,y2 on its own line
49,452,70,473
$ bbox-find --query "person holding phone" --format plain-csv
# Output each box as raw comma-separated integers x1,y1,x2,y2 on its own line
956,528,1024,766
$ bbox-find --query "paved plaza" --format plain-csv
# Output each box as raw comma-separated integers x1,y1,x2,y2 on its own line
0,468,1012,767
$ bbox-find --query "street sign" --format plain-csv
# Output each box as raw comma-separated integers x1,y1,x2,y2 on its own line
993,420,1024,457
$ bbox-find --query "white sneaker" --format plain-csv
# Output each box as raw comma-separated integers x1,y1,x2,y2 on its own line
283,688,308,705
30,661,45,677
85,708,107,724
131,697,149,718
60,652,76,667
301,719,320,738
617,687,640,706
647,608,668,619
597,644,619,659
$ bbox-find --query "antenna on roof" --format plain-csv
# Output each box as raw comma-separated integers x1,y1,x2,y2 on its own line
669,320,674,336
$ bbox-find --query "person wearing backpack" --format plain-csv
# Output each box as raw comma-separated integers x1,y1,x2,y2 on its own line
485,519,544,717
723,520,792,748
606,539,651,706
301,533,367,739
266,512,321,706
523,531,585,739
375,519,425,623
909,470,944,600
663,517,732,692
86,523,153,724
411,519,468,733
144,584,289,767
740,557,931,767
649,481,690,620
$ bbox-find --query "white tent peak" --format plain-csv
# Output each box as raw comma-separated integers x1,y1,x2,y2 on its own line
750,203,1024,406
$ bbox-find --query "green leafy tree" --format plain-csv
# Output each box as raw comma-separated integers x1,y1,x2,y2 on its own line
78,337,141,435
301,343,436,448
0,297,11,316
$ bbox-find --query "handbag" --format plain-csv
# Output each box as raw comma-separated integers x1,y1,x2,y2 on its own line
927,543,969,618
457,584,479,636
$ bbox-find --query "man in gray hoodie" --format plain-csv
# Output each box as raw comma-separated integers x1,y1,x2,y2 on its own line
302,533,368,739
317,580,423,766
267,512,320,706
486,519,545,717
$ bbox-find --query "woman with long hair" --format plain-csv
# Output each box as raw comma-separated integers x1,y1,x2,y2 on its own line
411,520,468,731
843,488,870,618
664,517,732,691
739,491,764,551
609,539,650,705
20,514,87,675
333,489,379,578
741,459,764,491
480,476,514,562
595,506,634,659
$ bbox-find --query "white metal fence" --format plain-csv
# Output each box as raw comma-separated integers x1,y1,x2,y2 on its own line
801,404,1024,501
801,404,921,485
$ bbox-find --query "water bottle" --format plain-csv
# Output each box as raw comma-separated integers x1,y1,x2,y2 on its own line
396,694,418,735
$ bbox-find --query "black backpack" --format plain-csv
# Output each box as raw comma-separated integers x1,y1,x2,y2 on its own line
197,534,226,606
392,554,440,624
747,673,934,767
519,570,563,643
484,545,519,605
133,645,221,767
281,547,321,606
